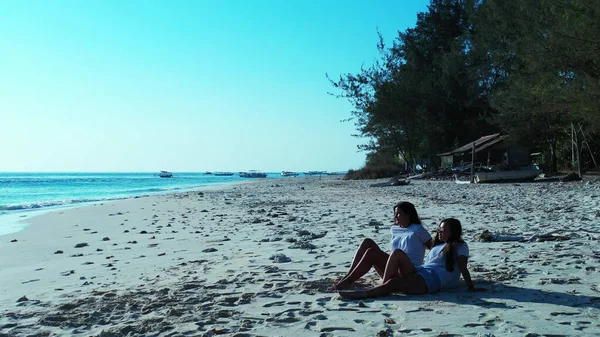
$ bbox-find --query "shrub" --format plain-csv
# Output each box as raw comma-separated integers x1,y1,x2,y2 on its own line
344,163,404,180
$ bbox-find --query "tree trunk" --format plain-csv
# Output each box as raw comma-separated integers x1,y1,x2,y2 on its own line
547,137,557,175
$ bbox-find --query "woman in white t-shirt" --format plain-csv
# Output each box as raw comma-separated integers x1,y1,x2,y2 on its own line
338,218,483,299
333,202,433,290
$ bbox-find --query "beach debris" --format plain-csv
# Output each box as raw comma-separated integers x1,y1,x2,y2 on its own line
10,239,17,242
560,172,582,182
202,328,228,336
319,327,356,332
377,328,394,337
540,277,581,285
269,253,291,263
54,250,64,254
475,229,571,242
369,177,410,187
368,219,383,228
202,248,218,253
102,237,110,241
475,230,524,242
17,296,28,302
288,241,316,250
74,243,89,248
296,229,327,240
60,270,75,276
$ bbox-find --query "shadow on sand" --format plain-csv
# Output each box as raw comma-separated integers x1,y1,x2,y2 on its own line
346,280,600,310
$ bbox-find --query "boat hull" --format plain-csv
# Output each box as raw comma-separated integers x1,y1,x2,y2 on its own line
475,170,541,183
240,172,267,178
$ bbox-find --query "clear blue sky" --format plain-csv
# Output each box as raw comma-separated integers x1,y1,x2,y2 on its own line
0,0,429,172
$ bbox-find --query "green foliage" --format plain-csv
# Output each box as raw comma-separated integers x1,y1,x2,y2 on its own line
343,151,404,180
329,0,600,172
474,0,600,171
344,164,403,180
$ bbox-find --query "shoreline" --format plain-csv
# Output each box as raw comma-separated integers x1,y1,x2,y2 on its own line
0,179,249,237
1,177,599,336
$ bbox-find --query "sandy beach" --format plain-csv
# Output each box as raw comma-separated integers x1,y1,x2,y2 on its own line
1,177,599,336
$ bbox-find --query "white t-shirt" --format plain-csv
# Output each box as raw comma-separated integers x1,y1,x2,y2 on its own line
390,224,432,265
423,242,469,289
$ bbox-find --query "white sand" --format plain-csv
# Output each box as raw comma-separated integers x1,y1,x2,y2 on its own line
1,177,599,336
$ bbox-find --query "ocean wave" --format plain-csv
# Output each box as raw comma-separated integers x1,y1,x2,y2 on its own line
0,185,208,212
0,197,127,211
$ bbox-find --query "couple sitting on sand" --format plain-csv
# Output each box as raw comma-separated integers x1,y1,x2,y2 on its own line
333,201,484,299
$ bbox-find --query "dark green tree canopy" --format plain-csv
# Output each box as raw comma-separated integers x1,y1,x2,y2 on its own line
330,0,599,172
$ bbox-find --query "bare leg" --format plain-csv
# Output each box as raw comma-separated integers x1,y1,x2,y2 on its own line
348,239,386,275
338,274,429,299
333,241,389,290
381,249,417,284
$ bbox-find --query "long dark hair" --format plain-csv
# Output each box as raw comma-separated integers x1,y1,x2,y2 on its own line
433,218,464,272
393,201,421,225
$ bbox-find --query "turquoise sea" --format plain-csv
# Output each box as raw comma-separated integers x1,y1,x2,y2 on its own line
0,172,284,236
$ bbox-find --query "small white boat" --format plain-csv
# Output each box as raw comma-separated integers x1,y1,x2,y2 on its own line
159,171,173,178
281,171,299,177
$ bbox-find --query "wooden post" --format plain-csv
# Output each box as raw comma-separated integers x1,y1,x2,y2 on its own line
574,127,581,177
579,124,598,169
470,142,475,183
571,123,576,170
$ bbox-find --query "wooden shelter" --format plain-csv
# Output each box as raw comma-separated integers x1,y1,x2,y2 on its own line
438,133,532,168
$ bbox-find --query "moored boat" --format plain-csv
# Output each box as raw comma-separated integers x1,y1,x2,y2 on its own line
159,171,173,178
303,171,327,176
214,172,234,176
475,165,542,183
281,171,299,177
240,171,267,178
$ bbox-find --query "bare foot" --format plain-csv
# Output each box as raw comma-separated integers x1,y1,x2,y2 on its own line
332,279,351,290
338,290,367,300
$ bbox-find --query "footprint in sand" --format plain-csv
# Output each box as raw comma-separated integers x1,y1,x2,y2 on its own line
262,301,286,307
320,327,355,332
405,307,434,313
